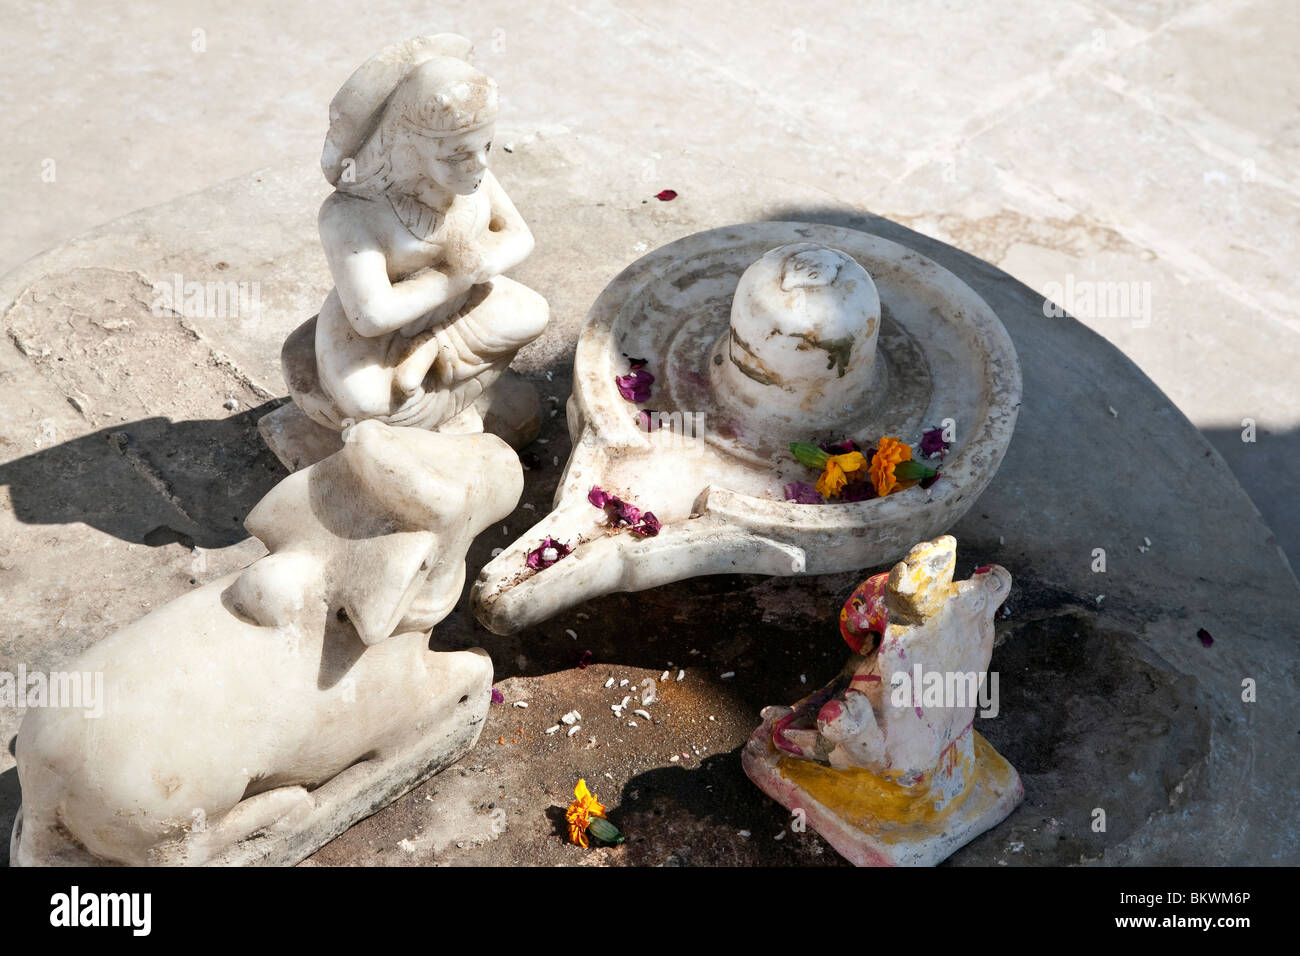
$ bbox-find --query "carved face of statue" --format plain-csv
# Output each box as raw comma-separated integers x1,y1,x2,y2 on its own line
429,124,494,196
335,55,499,203
387,121,494,198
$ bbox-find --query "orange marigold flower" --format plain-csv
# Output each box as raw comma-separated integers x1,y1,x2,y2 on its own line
565,778,606,848
869,437,913,497
815,451,868,498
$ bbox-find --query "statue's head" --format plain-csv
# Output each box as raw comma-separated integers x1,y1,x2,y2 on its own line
383,57,498,196
332,47,499,199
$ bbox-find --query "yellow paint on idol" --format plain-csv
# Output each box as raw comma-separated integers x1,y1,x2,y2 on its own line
776,732,1012,844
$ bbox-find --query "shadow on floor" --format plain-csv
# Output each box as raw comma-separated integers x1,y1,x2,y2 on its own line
1,737,17,867
0,401,289,549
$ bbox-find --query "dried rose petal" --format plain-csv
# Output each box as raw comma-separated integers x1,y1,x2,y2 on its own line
840,480,877,502
920,427,949,458
577,649,594,669
819,439,860,455
1197,628,1214,648
919,471,942,490
590,486,657,533
615,367,654,403
654,189,677,201
616,500,642,525
632,512,661,537
591,487,645,526
974,565,994,574
490,688,505,704
526,536,571,570
783,480,823,504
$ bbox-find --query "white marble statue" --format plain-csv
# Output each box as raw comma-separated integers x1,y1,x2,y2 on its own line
268,34,548,469
11,421,523,866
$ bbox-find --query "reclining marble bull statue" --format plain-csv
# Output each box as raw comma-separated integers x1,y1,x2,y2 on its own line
11,421,521,866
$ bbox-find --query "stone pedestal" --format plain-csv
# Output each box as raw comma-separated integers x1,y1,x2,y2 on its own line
743,722,1022,867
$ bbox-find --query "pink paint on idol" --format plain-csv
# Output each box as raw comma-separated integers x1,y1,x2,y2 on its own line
771,711,804,756
818,699,844,724
839,572,889,652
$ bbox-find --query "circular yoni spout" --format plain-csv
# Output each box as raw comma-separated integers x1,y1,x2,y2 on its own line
714,242,881,429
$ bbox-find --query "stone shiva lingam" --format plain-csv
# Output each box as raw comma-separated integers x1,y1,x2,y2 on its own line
472,222,1021,635
260,33,549,471
10,422,522,866
742,535,1023,866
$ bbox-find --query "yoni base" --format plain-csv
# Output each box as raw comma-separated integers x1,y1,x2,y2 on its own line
741,714,1023,867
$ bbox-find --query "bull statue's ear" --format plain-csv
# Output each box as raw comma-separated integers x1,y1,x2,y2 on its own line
334,531,438,645
887,535,957,623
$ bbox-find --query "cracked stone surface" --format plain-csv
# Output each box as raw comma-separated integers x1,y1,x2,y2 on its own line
1,122,1297,865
